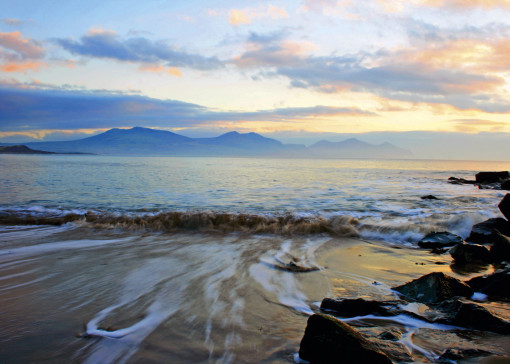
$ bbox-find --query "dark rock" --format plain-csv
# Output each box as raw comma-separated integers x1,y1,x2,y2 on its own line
475,171,510,184
502,180,510,191
449,243,492,264
393,272,473,304
378,330,401,341
320,298,395,317
491,230,510,262
417,232,463,249
421,195,439,200
298,314,392,364
451,300,510,334
448,177,476,185
438,348,493,362
499,193,510,221
467,269,510,300
466,218,510,244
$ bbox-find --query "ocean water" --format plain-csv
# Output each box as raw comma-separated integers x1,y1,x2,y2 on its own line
1,155,509,363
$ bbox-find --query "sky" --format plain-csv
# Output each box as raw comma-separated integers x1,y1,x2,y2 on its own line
0,0,509,160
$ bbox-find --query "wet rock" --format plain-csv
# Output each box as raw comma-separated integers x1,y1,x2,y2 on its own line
476,172,509,185
371,338,413,363
271,261,320,273
298,314,392,364
491,230,510,262
475,171,509,184
377,330,401,341
449,243,492,264
417,232,463,249
502,180,510,191
448,177,476,185
393,272,473,304
448,300,510,334
438,348,493,362
421,195,439,200
320,298,395,317
499,193,510,221
467,268,510,300
466,218,510,244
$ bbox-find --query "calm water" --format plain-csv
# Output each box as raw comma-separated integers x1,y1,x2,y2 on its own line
1,155,509,363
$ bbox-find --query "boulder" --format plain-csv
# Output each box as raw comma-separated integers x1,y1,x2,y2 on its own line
449,243,492,264
475,171,510,184
467,269,510,300
320,298,395,317
438,348,493,362
451,301,510,334
417,232,463,249
298,314,392,364
502,180,510,191
393,272,473,304
421,195,439,200
499,194,510,221
466,218,510,244
490,230,510,262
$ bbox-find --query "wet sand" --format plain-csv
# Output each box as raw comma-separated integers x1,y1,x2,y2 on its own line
0,225,508,363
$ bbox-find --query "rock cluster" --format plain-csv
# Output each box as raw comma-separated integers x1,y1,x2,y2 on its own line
297,174,510,363
449,171,510,190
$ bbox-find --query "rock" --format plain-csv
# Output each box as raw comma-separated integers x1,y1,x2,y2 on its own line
475,171,509,184
378,330,401,341
490,230,510,262
449,243,492,264
499,193,510,221
421,195,439,200
417,232,463,249
466,218,510,244
451,300,510,334
298,314,392,364
438,348,493,362
393,272,473,304
502,180,510,191
270,260,320,273
320,298,395,317
448,177,476,185
467,269,510,300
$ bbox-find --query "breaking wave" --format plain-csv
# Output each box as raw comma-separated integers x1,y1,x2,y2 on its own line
0,208,361,237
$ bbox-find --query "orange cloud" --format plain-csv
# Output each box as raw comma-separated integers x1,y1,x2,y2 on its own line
229,9,251,26
1,61,44,73
0,31,45,59
139,64,183,76
228,5,289,26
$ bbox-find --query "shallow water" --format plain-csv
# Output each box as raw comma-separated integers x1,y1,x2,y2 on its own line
1,224,509,363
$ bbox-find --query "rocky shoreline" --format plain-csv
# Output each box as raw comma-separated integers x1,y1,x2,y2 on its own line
297,172,510,363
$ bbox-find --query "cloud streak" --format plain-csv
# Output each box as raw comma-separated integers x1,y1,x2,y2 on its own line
0,84,373,133
56,30,223,71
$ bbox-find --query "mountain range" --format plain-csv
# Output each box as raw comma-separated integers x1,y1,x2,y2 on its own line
1,127,412,159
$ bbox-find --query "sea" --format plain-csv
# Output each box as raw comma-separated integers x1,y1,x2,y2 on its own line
0,155,509,363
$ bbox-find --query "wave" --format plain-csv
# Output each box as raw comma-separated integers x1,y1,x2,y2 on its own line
0,208,361,237
0,205,491,243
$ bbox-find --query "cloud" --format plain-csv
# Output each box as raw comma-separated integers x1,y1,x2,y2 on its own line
0,18,24,26
0,61,44,73
228,5,289,27
449,118,509,132
0,31,45,60
0,31,46,74
139,64,182,76
376,0,510,12
229,9,251,26
0,84,373,133
55,30,223,71
230,28,510,113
